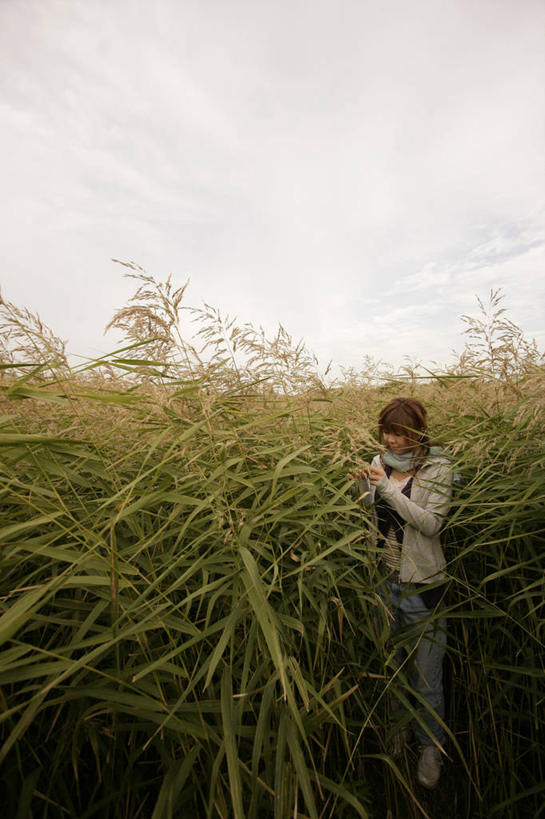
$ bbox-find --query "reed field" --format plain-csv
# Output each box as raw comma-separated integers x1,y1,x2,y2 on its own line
0,273,543,818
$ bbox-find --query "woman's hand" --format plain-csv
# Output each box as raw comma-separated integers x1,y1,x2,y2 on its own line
348,463,386,485
347,463,386,484
348,466,370,481
367,465,386,485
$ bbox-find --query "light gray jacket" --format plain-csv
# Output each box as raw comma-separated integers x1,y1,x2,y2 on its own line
358,452,453,584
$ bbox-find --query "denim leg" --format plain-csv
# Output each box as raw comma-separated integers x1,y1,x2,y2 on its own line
407,613,447,746
379,582,410,721
383,582,447,748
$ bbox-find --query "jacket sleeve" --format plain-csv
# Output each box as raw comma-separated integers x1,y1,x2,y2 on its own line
352,454,381,509
355,478,375,509
375,461,453,537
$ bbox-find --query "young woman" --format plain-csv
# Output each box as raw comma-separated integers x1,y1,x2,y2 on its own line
351,397,453,789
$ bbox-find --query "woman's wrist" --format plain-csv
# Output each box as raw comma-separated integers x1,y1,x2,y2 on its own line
376,474,390,492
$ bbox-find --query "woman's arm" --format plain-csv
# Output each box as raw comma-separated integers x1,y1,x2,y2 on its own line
348,461,377,509
356,476,375,509
375,462,453,537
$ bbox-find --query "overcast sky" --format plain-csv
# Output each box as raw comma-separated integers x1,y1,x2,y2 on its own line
1,0,544,372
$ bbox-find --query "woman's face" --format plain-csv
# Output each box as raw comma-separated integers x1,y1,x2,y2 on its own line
383,428,415,454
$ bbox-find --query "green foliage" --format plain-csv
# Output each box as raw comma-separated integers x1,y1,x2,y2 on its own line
0,279,543,817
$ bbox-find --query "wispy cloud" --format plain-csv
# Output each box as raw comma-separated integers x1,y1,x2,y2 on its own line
1,0,543,367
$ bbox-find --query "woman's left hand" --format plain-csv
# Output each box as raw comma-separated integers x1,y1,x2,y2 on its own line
368,465,386,485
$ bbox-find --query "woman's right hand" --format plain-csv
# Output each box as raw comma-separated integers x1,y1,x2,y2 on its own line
348,466,370,482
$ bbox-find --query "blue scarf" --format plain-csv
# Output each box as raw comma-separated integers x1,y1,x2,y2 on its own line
382,445,444,473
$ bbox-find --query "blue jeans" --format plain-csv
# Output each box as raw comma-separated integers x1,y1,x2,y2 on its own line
381,580,447,748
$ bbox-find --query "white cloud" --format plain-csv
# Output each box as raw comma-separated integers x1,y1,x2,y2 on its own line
0,0,543,369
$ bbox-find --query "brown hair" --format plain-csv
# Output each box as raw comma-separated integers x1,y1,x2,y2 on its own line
378,397,430,466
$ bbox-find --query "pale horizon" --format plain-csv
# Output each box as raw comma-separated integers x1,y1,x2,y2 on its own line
1,0,544,372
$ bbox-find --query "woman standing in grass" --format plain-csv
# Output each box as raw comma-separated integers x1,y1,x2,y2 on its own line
351,397,453,789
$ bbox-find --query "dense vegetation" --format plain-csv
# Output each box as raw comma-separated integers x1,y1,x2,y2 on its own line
0,275,543,818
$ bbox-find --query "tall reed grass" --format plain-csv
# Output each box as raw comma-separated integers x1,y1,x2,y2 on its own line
0,278,543,817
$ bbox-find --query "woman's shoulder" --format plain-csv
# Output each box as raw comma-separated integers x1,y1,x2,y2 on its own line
424,445,449,463
419,448,454,477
